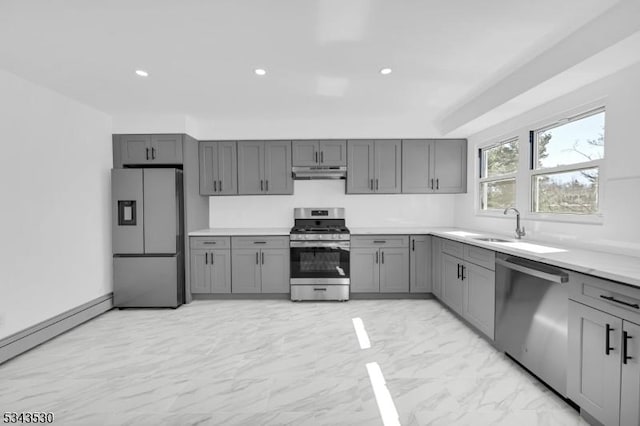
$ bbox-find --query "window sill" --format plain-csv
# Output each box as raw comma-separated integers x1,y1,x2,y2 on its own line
475,210,604,225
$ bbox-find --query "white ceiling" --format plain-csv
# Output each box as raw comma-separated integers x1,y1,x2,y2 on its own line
1,0,636,136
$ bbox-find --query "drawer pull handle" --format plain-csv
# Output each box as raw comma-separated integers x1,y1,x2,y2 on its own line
606,323,614,355
600,295,640,309
314,288,327,291
373,240,386,244
253,241,267,244
623,331,633,364
202,241,217,245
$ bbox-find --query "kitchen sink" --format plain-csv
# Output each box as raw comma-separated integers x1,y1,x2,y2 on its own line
473,237,513,243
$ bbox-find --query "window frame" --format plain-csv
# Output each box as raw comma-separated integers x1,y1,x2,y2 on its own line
529,107,605,218
478,137,519,213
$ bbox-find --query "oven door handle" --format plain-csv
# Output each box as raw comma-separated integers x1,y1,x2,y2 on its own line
290,241,351,249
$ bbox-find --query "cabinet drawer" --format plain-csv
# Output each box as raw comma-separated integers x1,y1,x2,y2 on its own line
190,236,230,249
464,245,495,270
351,235,409,248
441,239,464,258
231,236,289,249
569,271,640,324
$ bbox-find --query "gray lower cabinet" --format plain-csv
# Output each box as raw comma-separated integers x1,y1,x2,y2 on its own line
347,140,401,194
401,139,466,193
568,299,640,426
114,134,183,166
189,237,232,294
350,248,380,293
431,237,443,298
199,141,237,195
292,140,346,166
231,236,290,293
438,239,495,339
350,236,409,293
409,235,431,293
238,141,292,195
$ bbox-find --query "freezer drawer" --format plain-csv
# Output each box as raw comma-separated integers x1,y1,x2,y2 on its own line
113,255,183,308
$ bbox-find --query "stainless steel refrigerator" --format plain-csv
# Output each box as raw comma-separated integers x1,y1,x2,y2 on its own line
112,168,184,308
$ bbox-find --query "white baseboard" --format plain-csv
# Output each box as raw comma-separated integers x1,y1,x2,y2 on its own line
0,294,113,365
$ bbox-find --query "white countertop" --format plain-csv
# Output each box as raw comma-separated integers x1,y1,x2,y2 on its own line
189,227,291,236
189,226,640,288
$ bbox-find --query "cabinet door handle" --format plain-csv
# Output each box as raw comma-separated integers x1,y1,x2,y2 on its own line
214,180,217,192
623,331,633,364
370,179,374,190
261,252,265,264
430,178,434,189
436,178,439,190
256,252,259,264
261,180,264,191
210,253,214,265
600,295,640,309
412,240,415,251
315,151,318,163
461,264,465,280
457,263,461,279
381,251,384,264
152,147,156,159
605,324,615,355
219,180,222,191
265,180,269,192
376,179,379,190
375,251,379,264
146,147,149,160
205,253,208,264
320,151,324,163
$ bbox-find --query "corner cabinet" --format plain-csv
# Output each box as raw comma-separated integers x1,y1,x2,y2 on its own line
189,237,231,294
350,236,409,293
113,134,183,167
409,235,431,293
199,141,237,195
438,239,495,340
292,140,347,166
347,140,401,194
568,272,640,426
237,141,293,195
231,236,290,293
401,139,467,193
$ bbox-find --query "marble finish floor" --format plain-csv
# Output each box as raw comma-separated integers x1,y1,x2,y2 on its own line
0,300,586,425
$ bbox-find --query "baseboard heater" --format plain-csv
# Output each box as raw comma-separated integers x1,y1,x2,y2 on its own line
0,293,113,365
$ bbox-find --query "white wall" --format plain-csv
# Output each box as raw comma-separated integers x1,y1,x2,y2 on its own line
0,69,113,340
211,180,456,228
455,62,640,256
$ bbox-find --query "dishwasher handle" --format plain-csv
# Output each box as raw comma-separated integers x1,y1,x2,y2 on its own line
496,258,568,283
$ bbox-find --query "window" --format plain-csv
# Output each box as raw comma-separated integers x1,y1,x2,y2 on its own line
531,108,604,215
479,138,519,211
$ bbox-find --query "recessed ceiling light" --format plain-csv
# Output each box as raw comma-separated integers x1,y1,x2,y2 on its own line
135,70,149,77
254,68,267,76
380,68,392,75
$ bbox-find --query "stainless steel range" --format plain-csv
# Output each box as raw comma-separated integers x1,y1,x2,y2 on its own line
290,208,350,301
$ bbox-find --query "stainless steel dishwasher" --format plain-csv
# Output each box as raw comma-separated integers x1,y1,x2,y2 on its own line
495,253,570,397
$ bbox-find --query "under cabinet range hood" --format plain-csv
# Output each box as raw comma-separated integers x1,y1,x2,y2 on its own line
292,166,347,180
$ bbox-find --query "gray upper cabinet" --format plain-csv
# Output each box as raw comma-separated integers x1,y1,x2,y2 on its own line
292,140,347,166
238,141,292,195
410,235,431,293
347,140,375,193
199,141,238,195
401,139,466,193
114,134,183,166
347,140,401,194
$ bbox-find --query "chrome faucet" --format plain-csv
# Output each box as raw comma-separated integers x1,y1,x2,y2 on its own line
504,207,526,239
